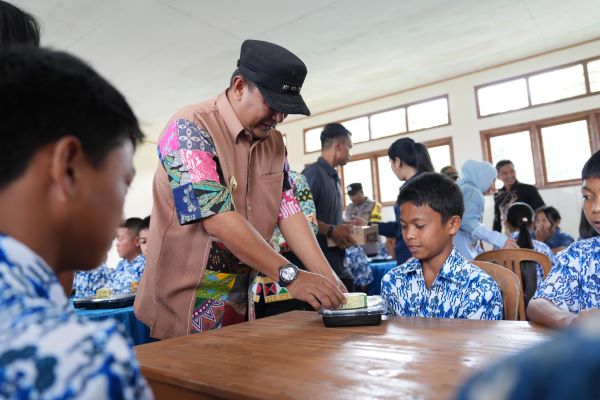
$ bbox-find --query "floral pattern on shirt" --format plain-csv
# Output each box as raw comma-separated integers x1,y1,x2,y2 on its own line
72,264,109,298
108,254,146,295
381,248,503,320
0,235,152,399
345,246,374,286
158,119,234,225
533,237,600,313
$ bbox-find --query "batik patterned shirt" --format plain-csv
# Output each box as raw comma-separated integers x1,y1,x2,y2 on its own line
381,248,503,319
158,118,301,332
345,246,374,287
108,254,146,295
72,264,109,298
533,237,600,313
0,235,152,399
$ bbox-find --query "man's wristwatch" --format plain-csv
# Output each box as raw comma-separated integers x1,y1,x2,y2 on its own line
326,224,335,238
278,263,299,287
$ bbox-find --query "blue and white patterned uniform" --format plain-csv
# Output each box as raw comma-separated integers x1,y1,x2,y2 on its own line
381,248,503,319
344,246,374,287
511,232,555,289
533,237,600,313
0,234,152,399
456,315,600,400
107,254,146,295
72,264,110,298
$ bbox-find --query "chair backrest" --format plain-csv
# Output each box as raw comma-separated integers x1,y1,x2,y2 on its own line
475,248,552,320
470,260,521,321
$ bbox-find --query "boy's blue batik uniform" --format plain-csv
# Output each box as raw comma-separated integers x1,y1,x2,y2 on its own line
533,237,600,313
381,247,503,319
0,234,152,399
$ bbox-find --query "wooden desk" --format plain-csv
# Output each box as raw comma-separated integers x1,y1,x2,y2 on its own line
135,311,550,400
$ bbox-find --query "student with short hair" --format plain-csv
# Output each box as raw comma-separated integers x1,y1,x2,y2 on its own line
381,173,503,320
109,217,146,294
0,46,151,398
527,150,600,329
533,205,575,252
139,215,151,257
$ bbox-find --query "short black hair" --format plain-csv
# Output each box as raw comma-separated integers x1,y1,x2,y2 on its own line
229,69,255,90
495,160,513,172
397,172,464,222
388,138,434,174
582,150,600,180
0,0,40,46
139,215,151,231
120,217,143,235
535,205,561,225
320,123,351,149
0,46,144,189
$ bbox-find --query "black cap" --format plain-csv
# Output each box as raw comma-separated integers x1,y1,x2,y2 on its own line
347,183,363,195
237,39,310,116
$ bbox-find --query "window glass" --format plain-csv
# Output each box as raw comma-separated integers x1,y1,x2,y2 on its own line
477,79,529,116
341,117,370,144
371,108,407,139
528,64,586,105
342,159,373,204
588,59,600,93
304,127,322,153
489,131,536,188
377,156,401,203
541,120,591,182
427,144,452,173
407,98,449,131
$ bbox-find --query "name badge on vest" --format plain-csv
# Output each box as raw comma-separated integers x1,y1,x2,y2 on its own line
229,176,238,193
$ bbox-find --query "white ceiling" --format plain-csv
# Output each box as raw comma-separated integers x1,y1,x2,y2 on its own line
12,0,600,138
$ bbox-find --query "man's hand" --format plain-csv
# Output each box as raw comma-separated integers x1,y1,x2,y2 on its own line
331,224,356,249
350,216,368,226
286,270,346,310
502,238,519,249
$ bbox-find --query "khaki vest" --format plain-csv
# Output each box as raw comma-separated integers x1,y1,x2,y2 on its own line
134,92,284,339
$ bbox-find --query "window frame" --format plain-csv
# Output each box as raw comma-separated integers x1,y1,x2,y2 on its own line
339,137,455,207
480,108,600,189
475,56,600,119
302,94,451,154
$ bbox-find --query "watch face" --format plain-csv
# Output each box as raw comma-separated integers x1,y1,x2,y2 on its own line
280,265,297,282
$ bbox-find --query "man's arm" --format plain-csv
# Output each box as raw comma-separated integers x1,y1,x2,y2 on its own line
203,212,345,310
527,298,577,329
279,212,347,292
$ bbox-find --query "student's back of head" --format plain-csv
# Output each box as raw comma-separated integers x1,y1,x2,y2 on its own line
388,138,434,175
0,0,40,46
506,202,535,249
0,46,143,190
398,172,464,222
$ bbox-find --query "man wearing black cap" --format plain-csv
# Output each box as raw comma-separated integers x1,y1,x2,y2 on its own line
344,183,382,225
136,40,346,339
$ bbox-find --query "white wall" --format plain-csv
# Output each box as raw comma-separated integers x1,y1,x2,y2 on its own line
278,39,600,240
118,39,600,266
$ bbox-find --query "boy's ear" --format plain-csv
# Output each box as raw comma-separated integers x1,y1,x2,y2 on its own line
446,215,461,236
49,136,85,202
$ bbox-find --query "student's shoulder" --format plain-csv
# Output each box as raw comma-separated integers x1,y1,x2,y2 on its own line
461,259,500,290
556,237,600,265
382,258,420,280
1,309,148,398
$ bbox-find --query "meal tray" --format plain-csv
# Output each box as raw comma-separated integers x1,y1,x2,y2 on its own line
320,295,387,327
72,293,136,309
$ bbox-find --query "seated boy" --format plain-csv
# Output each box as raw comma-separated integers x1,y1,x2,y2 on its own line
527,150,600,329
0,47,151,397
72,263,110,298
381,173,503,319
138,216,150,257
109,217,146,294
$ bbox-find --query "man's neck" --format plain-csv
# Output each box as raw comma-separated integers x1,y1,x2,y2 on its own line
125,253,141,263
320,151,337,168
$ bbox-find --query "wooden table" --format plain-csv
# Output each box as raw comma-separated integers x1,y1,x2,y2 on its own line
135,311,550,400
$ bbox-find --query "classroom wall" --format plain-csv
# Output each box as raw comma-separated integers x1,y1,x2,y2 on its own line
113,39,600,267
279,39,600,241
